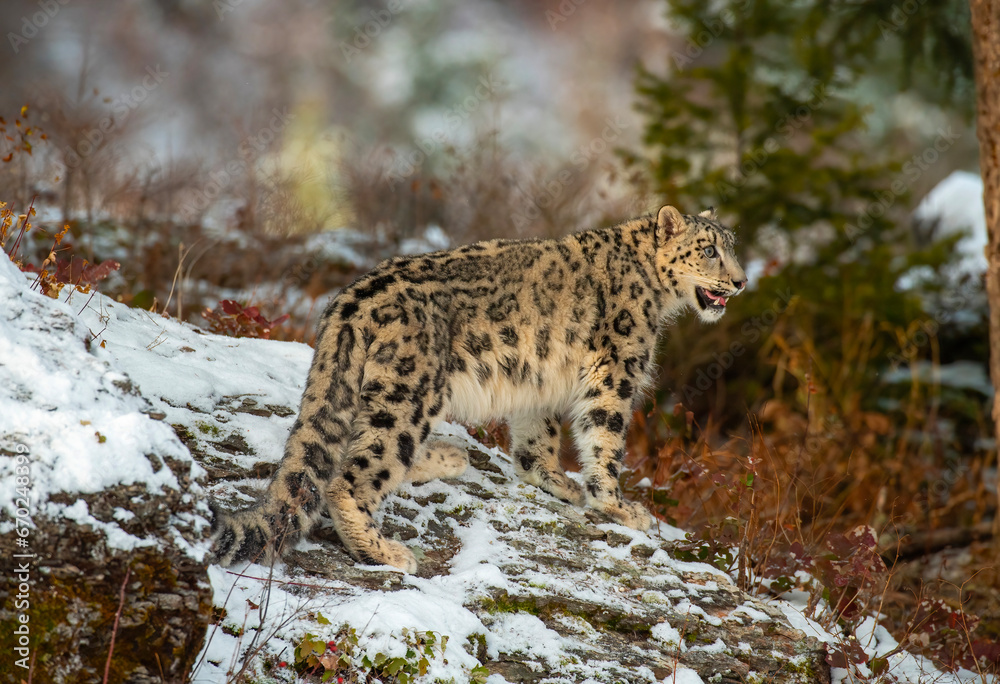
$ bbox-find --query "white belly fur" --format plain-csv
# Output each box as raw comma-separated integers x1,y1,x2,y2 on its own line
446,357,583,424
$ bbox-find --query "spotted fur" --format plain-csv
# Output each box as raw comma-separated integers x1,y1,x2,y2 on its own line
211,205,747,572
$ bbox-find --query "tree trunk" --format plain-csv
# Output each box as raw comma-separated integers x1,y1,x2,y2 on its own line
970,0,1000,551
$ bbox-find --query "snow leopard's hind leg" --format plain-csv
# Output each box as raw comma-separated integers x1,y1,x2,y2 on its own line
406,440,469,484
510,413,585,506
325,353,451,572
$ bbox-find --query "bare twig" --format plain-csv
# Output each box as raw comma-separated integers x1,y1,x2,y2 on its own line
10,195,35,259
163,242,189,318
77,287,98,316
154,652,166,682
102,566,132,684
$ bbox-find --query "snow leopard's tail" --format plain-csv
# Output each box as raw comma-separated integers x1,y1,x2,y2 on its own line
210,312,363,566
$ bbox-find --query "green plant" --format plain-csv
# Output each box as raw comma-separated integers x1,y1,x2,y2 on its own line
469,663,491,683
622,0,976,432
293,623,451,684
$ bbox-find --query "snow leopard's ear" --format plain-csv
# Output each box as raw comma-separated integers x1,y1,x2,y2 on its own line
656,205,687,242
698,207,718,220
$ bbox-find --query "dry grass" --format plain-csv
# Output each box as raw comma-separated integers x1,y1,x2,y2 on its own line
623,389,998,676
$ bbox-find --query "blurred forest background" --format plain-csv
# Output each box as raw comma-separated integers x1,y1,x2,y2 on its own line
0,0,996,675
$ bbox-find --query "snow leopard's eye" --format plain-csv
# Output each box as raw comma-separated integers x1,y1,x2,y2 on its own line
703,245,717,258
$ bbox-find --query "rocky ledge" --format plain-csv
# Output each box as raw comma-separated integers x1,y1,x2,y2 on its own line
1,250,844,683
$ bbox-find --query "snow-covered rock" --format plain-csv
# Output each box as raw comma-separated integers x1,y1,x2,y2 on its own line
399,224,451,255
913,170,988,277
0,253,213,682
1,249,987,684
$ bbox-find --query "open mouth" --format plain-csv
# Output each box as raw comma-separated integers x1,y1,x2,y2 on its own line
695,286,729,311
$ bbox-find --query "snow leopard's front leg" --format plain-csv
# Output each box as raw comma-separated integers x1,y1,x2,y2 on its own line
570,347,653,530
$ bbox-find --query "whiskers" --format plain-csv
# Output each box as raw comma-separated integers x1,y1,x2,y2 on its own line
677,271,730,293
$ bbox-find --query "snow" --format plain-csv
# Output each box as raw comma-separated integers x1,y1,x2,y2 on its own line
188,439,719,683
689,637,726,654
671,598,723,627
58,499,154,551
651,621,681,646
399,224,451,255
728,602,772,623
670,666,706,684
81,294,315,472
883,360,993,396
743,258,768,289
486,611,583,667
0,255,202,552
302,227,372,268
913,171,988,277
773,600,833,644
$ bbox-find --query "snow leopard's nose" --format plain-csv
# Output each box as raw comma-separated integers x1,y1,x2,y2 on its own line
731,279,746,293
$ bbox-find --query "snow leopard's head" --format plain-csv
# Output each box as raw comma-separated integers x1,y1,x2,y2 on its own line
653,205,747,323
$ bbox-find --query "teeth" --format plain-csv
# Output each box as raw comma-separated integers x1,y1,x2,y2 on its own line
699,288,727,308
706,291,726,306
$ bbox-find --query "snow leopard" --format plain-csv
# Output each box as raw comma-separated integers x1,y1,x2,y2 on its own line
212,205,747,572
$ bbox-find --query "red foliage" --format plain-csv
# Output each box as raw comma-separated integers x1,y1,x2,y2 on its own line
23,256,121,298
812,526,887,621
825,636,869,670
202,299,289,339
906,598,996,671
